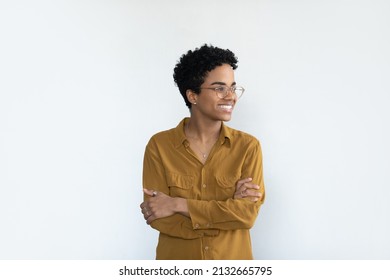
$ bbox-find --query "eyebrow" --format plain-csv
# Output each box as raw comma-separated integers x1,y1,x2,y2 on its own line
210,81,236,86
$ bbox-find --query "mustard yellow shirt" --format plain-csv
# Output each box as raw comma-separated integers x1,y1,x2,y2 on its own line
143,118,265,260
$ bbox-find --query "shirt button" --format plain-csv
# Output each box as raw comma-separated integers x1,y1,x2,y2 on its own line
202,184,207,188
194,224,199,229
204,246,209,251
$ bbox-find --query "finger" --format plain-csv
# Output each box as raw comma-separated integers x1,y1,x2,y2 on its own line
143,209,153,220
140,201,149,209
236,183,247,194
143,188,157,197
140,200,148,208
146,214,156,225
238,183,257,194
242,182,260,190
237,183,258,196
245,190,262,198
250,192,264,202
242,195,260,202
240,188,248,197
237,178,252,187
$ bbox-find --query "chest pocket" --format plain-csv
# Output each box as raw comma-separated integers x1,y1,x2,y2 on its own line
167,173,194,198
215,175,239,200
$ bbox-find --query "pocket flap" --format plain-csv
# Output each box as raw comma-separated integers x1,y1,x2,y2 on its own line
167,173,194,189
216,175,239,189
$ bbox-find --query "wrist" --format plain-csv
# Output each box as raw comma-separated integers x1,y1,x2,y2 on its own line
173,197,189,217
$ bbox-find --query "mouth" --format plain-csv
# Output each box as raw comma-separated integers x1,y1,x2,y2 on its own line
218,104,234,112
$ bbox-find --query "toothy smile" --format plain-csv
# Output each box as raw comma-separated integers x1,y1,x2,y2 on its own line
218,104,233,111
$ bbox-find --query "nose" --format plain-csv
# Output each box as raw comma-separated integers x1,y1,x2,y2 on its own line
223,88,236,100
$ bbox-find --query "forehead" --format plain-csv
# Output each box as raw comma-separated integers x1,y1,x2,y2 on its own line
203,64,235,85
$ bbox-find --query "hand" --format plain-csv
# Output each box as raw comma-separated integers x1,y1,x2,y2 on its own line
140,189,179,224
234,177,262,202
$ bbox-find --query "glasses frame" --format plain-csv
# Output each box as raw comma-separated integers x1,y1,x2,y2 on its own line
200,85,245,99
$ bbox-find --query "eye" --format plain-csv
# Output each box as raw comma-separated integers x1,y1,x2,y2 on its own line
215,86,226,93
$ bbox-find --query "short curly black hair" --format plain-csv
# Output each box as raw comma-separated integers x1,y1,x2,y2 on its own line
173,44,238,109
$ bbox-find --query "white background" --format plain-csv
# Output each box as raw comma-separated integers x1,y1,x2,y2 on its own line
0,0,389,260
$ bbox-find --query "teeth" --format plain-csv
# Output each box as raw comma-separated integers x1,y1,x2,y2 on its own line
219,105,233,109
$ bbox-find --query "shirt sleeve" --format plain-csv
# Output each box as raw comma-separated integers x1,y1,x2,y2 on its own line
187,139,265,230
142,137,219,239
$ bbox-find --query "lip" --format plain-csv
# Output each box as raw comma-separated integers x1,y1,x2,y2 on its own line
217,104,234,112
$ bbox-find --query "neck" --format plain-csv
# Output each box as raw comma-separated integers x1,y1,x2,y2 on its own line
185,117,221,143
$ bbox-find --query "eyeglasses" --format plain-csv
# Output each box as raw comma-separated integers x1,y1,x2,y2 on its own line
200,85,245,99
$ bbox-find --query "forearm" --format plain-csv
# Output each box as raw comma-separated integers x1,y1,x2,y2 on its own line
187,197,263,230
144,190,218,239
150,214,219,239
145,188,263,235
159,173,264,231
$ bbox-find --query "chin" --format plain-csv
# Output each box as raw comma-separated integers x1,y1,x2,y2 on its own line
220,115,232,122
210,112,233,122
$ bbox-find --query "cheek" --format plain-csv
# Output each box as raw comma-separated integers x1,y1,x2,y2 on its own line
197,98,217,110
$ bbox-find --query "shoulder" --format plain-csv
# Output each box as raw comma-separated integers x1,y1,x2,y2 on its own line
224,124,261,147
147,127,175,146
143,129,176,158
147,118,186,146
225,126,264,161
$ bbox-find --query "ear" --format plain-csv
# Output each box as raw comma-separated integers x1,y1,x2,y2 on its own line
186,90,198,105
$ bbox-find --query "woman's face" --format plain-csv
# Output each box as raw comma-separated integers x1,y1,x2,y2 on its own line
193,64,237,122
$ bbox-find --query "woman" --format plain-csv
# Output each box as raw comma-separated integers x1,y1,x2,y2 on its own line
140,44,265,260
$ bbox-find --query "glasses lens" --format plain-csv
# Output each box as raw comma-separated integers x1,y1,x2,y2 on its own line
215,87,228,99
213,86,245,99
234,87,244,99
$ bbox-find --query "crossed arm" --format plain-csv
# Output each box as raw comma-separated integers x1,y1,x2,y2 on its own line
140,137,265,238
140,178,262,225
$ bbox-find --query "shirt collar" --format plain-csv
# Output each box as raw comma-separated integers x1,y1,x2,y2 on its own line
173,118,232,149
173,118,188,149
219,121,232,147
